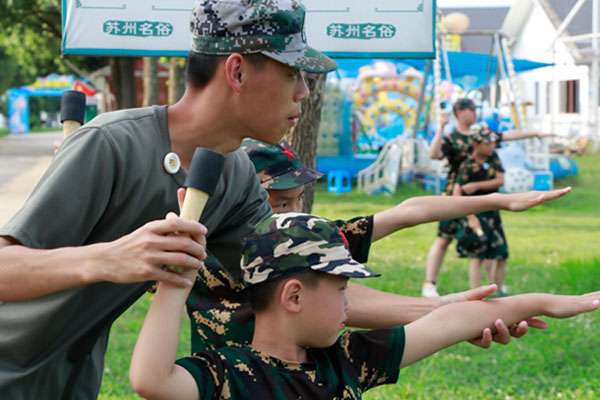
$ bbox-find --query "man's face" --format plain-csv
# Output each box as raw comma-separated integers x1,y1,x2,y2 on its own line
456,107,477,126
266,186,304,213
298,274,349,348
240,58,310,145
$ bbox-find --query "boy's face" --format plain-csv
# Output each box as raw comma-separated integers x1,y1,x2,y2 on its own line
473,141,496,156
266,186,304,213
299,274,349,348
241,58,310,145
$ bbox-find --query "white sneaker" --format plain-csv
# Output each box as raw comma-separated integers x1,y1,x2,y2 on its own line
422,282,440,297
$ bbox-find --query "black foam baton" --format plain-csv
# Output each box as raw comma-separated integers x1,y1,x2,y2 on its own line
60,90,86,138
167,148,225,272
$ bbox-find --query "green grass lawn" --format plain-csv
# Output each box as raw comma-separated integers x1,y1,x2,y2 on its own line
99,152,600,400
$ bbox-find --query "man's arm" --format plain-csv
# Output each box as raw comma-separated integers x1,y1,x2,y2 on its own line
0,217,207,301
502,130,553,141
130,280,200,400
370,187,571,242
401,292,600,367
428,111,448,160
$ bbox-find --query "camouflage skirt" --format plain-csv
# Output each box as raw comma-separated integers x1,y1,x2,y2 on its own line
456,210,508,260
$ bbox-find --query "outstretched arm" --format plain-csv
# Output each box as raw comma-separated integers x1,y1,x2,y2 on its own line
0,218,207,301
370,187,571,242
345,283,546,347
401,292,600,367
502,130,553,141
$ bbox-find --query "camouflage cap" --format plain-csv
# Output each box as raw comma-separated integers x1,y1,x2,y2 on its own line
241,212,380,287
242,139,324,190
190,0,338,73
470,122,498,143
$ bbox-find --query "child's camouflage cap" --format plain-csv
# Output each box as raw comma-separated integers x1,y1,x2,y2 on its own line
242,139,324,190
241,212,380,287
470,122,498,143
190,0,338,73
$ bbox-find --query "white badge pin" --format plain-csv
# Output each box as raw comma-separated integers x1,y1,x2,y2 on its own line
164,152,181,174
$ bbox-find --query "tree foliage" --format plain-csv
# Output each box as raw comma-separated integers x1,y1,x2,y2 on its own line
0,0,107,94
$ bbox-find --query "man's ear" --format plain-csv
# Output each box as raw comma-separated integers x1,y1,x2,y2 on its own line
224,53,245,94
280,279,303,314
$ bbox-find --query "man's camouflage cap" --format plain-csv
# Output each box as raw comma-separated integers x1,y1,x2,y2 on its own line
190,0,338,73
241,212,380,287
242,139,324,190
470,122,498,143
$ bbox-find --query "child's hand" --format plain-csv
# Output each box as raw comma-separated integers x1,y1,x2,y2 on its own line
504,187,572,211
544,292,600,319
461,183,477,195
467,215,482,231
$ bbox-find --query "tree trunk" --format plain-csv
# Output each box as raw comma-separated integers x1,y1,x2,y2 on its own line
168,57,186,105
289,73,327,213
143,57,159,107
110,56,137,110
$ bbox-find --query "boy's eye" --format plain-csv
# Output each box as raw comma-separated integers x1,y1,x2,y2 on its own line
274,203,288,209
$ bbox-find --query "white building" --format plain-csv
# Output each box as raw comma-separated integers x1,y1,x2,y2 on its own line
441,0,598,141
503,0,597,139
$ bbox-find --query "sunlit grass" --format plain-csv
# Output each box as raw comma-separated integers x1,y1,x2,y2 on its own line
100,152,600,399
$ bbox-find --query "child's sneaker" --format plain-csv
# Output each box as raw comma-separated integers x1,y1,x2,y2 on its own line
422,282,440,297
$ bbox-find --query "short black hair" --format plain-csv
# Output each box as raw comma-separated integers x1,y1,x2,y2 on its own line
185,51,269,89
452,98,476,116
247,270,324,312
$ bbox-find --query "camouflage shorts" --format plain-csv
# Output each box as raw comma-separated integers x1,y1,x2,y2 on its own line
437,218,464,239
456,210,508,260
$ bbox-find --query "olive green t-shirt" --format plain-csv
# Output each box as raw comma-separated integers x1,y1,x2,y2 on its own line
0,106,270,399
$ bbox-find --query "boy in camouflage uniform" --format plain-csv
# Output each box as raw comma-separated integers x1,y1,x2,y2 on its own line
130,212,600,399
186,138,571,353
454,124,508,293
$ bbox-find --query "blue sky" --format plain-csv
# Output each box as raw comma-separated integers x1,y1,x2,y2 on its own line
438,0,515,7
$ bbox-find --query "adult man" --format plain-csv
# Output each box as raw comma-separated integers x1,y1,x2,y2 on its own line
423,98,552,297
0,1,335,398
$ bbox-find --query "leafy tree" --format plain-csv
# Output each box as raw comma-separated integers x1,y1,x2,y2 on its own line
0,0,107,92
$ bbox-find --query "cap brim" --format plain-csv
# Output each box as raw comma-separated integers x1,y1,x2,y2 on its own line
262,46,338,73
310,258,381,279
263,167,325,190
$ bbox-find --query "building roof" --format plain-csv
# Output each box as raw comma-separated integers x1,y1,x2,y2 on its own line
440,7,511,54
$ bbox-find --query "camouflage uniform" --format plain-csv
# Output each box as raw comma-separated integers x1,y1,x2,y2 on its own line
455,128,508,260
178,213,406,399
437,123,503,238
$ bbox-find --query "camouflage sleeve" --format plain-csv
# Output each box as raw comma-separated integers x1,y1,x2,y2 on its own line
176,352,223,399
332,215,374,263
339,326,406,391
440,135,453,159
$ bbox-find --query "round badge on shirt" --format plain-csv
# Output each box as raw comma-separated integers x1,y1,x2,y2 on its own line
164,152,181,174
